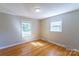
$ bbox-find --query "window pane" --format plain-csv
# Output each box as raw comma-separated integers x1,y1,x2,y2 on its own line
50,21,62,32
22,22,31,37
22,23,31,31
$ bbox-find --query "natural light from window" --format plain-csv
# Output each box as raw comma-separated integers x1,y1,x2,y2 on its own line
50,20,62,32
22,22,31,38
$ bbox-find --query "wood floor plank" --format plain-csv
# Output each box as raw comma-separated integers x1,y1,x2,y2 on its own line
0,39,79,56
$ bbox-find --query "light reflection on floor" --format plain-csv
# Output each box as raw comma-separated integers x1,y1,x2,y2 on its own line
31,42,45,47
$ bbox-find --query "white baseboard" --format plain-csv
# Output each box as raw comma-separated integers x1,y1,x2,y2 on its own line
0,38,38,49
41,38,79,52
41,39,66,47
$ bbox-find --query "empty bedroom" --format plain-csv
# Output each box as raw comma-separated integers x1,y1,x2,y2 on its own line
0,3,79,56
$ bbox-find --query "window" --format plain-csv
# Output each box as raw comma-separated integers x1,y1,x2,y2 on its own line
50,21,62,32
22,22,31,37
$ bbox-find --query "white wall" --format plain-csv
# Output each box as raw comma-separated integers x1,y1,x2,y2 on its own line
40,10,79,50
0,13,40,49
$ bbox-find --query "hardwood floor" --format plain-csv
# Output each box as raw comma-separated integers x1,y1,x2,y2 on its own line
0,39,79,56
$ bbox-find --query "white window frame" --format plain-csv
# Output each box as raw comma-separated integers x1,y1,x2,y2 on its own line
50,21,62,32
22,22,31,38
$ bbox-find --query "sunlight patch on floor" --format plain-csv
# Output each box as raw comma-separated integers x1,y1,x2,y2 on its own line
31,42,45,47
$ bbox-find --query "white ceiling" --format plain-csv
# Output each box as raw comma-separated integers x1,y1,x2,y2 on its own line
0,3,79,19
